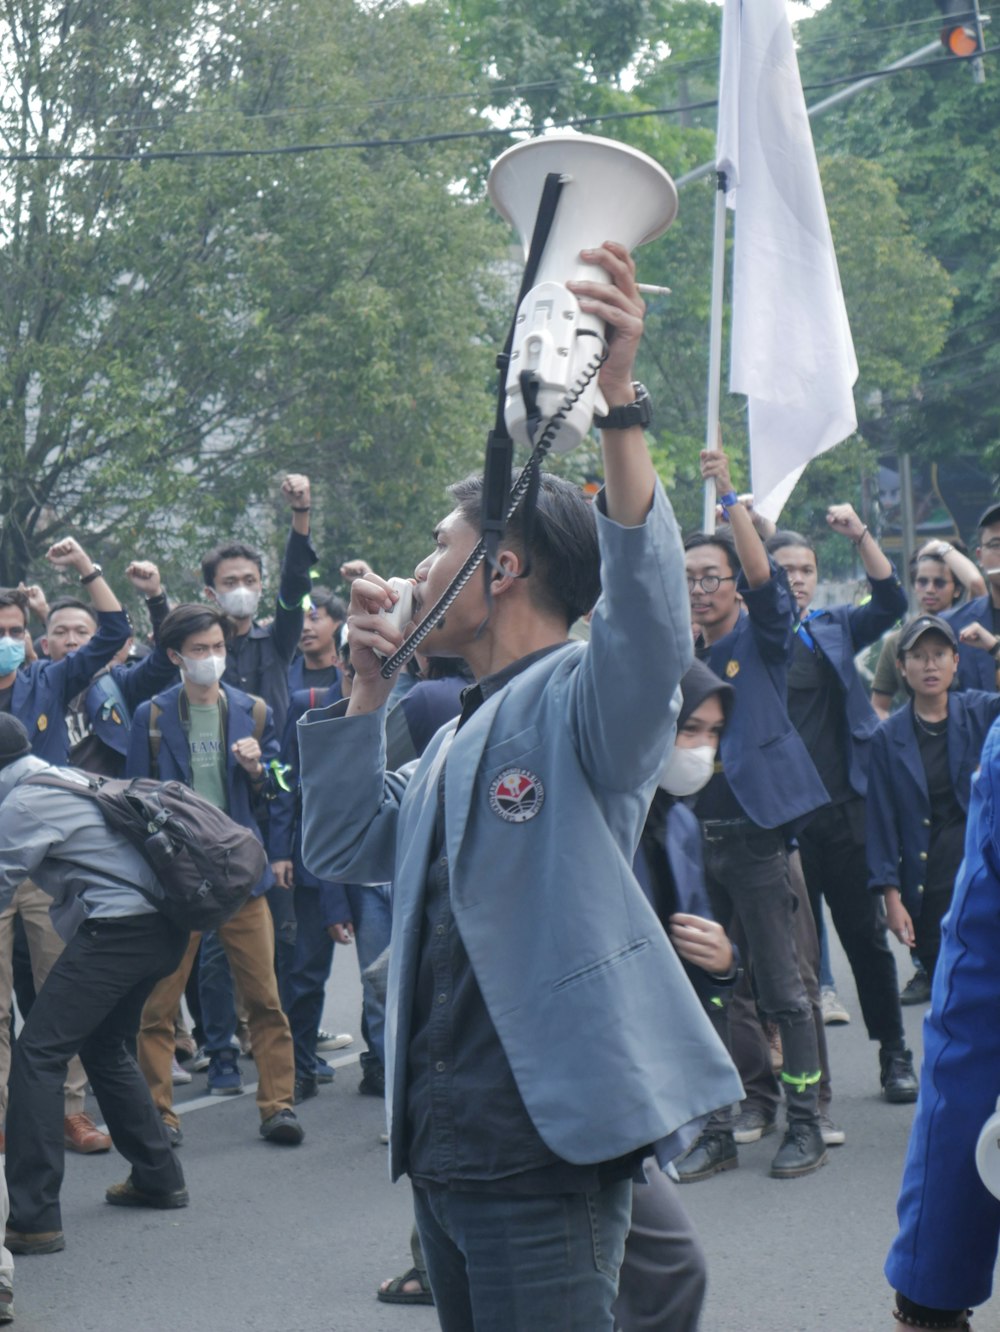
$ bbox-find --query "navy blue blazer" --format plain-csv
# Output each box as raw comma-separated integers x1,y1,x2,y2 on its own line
127,682,279,895
13,609,132,764
943,595,999,693
698,568,829,829
866,690,1000,914
799,569,907,797
83,648,179,764
287,655,342,700
633,798,737,1013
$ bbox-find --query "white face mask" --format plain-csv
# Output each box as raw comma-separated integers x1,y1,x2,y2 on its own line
214,587,260,619
657,744,717,797
181,653,227,687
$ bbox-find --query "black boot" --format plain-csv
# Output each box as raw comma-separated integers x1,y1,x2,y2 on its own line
769,1121,828,1179
880,1046,919,1103
675,1130,738,1183
293,1075,318,1105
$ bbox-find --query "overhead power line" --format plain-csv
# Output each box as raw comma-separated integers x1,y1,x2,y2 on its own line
1,44,996,166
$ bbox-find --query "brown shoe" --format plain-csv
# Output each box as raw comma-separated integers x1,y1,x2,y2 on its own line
5,1228,65,1255
64,1113,111,1154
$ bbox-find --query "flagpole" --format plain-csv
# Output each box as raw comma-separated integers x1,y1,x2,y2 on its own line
702,170,728,535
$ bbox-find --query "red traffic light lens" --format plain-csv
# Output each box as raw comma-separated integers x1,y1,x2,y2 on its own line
943,23,979,56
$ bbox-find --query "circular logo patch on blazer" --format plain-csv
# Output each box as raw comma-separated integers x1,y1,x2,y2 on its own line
725,659,740,679
489,768,545,824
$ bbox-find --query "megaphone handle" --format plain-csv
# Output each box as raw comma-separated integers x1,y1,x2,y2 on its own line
503,172,567,358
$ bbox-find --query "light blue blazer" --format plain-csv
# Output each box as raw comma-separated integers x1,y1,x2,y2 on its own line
299,485,743,1180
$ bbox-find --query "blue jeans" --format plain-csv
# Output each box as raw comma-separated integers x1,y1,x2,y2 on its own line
283,883,392,1081
198,928,237,1053
344,883,391,1072
413,1180,631,1332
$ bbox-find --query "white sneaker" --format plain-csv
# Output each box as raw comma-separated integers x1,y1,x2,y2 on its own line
315,1030,353,1052
818,1111,846,1146
821,987,851,1025
171,1056,192,1086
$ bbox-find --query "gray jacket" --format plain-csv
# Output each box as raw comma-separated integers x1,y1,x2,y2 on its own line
0,756,157,941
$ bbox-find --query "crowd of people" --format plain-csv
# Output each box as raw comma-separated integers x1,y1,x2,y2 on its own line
0,243,996,1330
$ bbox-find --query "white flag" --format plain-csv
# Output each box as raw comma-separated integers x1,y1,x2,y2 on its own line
716,0,858,522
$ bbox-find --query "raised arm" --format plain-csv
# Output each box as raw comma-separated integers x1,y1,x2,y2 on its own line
920,538,987,599
699,450,771,590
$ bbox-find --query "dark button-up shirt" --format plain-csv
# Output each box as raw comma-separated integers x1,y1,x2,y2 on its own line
406,645,637,1193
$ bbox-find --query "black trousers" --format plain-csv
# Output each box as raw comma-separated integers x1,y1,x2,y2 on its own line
6,912,189,1234
798,798,904,1047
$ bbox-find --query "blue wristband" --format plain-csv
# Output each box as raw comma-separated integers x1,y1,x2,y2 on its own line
719,490,739,510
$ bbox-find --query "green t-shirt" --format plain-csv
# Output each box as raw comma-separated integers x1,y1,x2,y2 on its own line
187,702,228,813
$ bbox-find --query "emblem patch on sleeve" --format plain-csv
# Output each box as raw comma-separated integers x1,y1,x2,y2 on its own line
489,768,544,824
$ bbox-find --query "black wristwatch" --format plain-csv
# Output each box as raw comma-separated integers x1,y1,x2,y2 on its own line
593,381,653,431
79,564,103,586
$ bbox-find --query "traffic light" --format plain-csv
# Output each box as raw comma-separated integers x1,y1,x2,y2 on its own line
938,1,985,57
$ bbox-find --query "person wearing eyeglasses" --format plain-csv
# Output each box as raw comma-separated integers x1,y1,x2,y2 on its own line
764,520,917,1106
942,501,1000,694
871,537,986,720
677,449,830,1183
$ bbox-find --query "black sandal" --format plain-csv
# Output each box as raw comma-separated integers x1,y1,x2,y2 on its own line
377,1267,434,1306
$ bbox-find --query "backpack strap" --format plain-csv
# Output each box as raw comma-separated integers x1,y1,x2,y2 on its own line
148,702,163,780
250,695,267,744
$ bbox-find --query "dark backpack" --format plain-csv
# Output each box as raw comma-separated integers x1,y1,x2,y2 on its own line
24,772,267,932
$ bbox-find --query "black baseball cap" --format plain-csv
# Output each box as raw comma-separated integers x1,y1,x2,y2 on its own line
0,715,31,771
896,614,958,656
977,501,1000,532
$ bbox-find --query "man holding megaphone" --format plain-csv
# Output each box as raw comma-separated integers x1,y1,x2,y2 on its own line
298,240,740,1330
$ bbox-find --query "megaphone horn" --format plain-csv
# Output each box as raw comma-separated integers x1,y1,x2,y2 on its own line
487,132,678,452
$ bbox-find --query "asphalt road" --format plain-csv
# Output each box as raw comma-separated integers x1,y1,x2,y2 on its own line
7,930,998,1332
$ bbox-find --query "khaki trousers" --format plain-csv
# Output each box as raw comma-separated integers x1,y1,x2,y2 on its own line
0,880,87,1120
138,894,294,1129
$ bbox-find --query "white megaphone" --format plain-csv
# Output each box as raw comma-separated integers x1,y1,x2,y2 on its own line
487,131,678,453
976,1097,1000,1199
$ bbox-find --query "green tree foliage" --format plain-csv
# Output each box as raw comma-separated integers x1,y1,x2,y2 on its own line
0,0,503,599
797,0,1000,472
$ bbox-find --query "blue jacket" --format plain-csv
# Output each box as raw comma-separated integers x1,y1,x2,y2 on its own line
798,570,907,797
884,716,1000,1309
13,609,132,764
299,484,742,1177
866,691,1000,914
126,681,279,895
287,655,342,701
944,595,999,693
698,568,829,828
83,648,179,766
269,686,349,924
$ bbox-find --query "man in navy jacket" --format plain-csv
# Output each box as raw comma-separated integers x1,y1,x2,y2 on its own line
128,604,301,1147
767,519,916,1103
680,446,829,1183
